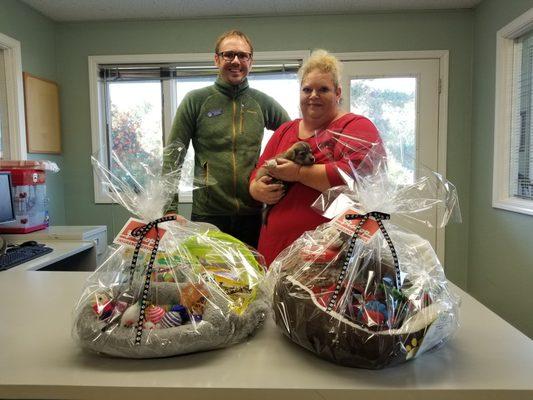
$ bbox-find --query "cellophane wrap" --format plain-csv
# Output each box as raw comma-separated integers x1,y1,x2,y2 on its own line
267,133,461,369
72,144,269,358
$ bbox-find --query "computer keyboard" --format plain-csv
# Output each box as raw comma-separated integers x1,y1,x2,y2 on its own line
0,245,53,271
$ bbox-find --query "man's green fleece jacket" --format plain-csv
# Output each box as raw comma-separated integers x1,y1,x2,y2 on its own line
163,77,290,216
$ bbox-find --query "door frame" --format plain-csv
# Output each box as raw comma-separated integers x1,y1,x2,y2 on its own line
0,32,26,160
333,50,449,262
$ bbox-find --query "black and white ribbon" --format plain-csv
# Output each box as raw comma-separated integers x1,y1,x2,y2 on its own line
129,215,177,345
325,211,400,312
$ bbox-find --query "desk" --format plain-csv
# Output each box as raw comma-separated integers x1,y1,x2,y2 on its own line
0,272,531,400
2,240,95,272
2,225,107,271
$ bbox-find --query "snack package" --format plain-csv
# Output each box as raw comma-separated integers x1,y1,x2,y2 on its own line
268,133,461,369
72,144,268,358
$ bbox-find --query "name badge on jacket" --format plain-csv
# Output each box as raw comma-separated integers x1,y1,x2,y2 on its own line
207,109,223,118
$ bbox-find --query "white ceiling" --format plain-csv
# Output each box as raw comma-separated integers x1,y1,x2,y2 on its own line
19,0,483,22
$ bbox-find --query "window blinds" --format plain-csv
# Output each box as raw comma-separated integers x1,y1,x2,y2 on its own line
510,30,533,200
98,61,302,81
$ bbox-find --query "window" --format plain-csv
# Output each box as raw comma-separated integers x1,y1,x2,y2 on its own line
90,52,306,203
350,77,416,185
0,32,26,160
89,51,308,203
106,80,163,189
493,8,533,215
510,32,533,200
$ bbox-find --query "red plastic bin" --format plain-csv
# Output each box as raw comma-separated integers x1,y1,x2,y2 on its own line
0,161,49,233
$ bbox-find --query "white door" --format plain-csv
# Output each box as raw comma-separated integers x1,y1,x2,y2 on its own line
339,58,444,257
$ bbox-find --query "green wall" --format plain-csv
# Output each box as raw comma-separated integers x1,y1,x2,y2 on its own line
0,0,65,225
469,0,533,337
55,11,474,289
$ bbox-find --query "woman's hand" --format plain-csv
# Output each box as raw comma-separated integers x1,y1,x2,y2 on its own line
249,175,285,204
268,158,301,182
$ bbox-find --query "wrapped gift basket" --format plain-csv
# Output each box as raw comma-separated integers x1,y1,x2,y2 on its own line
72,145,268,358
267,134,461,369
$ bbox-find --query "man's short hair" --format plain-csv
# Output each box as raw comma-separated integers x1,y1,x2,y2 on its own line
215,30,254,55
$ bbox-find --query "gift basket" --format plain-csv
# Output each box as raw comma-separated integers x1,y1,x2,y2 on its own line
268,133,461,369
73,145,269,358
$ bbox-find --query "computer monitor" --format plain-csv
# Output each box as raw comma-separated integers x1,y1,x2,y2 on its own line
0,172,15,225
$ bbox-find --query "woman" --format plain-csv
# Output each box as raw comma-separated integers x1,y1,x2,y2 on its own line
249,49,383,266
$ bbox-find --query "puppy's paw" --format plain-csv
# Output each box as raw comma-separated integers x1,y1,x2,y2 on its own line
264,159,277,169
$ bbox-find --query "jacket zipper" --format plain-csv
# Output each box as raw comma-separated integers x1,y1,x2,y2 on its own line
232,100,239,213
204,162,209,200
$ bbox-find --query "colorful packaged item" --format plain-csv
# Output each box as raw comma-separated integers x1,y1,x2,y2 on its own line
72,145,268,358
267,135,461,369
0,160,59,233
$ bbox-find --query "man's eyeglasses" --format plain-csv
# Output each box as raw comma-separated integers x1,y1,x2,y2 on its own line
218,51,252,62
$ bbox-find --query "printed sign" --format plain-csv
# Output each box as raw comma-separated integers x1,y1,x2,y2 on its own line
332,208,379,243
114,217,168,252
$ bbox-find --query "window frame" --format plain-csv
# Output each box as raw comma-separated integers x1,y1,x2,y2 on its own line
89,50,309,203
0,32,26,160
493,8,533,215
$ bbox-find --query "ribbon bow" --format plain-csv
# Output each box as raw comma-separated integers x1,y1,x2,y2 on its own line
326,211,401,313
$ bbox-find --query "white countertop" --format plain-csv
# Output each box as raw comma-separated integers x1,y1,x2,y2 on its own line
0,271,532,400
2,225,107,241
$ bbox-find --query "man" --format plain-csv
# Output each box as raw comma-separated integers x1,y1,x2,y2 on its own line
163,30,290,248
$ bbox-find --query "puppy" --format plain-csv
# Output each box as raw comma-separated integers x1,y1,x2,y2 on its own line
255,141,315,224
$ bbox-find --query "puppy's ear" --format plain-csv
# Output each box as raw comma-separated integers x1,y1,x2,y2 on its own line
301,142,312,153
300,142,312,154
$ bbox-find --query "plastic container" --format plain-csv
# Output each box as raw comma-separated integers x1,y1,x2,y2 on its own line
0,161,50,233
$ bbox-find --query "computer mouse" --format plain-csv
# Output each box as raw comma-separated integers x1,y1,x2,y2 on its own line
20,240,39,247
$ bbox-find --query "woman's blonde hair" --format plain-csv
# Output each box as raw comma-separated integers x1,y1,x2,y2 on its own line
298,49,342,88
